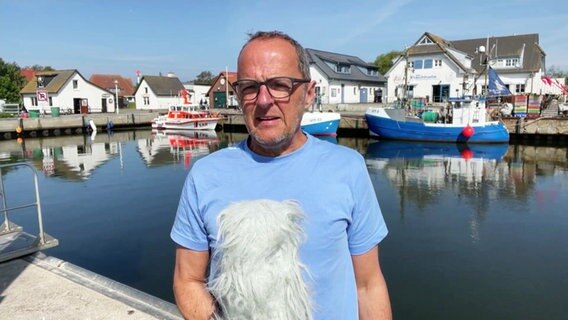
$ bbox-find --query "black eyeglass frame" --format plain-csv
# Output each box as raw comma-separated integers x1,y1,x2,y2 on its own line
232,77,311,101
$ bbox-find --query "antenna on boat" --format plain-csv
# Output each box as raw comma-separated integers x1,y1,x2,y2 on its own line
403,47,410,111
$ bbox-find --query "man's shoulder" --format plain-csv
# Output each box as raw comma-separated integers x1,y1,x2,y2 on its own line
310,136,363,161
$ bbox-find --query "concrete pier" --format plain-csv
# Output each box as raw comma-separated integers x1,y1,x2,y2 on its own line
0,253,182,320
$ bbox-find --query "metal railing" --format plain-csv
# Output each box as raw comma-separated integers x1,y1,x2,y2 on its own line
0,162,58,262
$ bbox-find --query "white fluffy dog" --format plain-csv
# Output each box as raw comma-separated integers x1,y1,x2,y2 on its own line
208,199,312,320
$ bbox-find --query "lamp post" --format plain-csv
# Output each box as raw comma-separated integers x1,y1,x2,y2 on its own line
114,80,119,115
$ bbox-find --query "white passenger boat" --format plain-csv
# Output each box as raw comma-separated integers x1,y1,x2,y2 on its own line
152,105,221,131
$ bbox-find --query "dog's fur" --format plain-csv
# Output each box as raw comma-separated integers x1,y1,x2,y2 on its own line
208,199,312,320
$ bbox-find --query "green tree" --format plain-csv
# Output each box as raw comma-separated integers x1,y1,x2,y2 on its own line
194,71,214,85
547,65,568,85
25,64,55,71
0,58,27,103
374,50,403,75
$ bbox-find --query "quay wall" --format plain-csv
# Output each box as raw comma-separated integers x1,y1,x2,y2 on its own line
1,106,568,141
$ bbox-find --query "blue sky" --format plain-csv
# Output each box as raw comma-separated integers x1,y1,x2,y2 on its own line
2,0,567,82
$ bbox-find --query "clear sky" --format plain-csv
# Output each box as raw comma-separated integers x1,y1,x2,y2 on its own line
1,0,567,82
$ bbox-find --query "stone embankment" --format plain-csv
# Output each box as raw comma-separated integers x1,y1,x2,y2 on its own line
0,104,567,141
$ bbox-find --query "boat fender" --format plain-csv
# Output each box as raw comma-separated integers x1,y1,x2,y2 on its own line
89,119,97,133
16,126,23,134
462,125,474,138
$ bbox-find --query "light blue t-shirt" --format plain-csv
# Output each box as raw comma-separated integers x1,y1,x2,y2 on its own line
171,134,388,319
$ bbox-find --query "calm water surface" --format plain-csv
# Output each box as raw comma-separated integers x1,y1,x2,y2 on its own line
1,130,567,320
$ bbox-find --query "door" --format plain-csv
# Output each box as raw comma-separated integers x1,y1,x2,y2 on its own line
432,85,450,103
73,98,81,114
214,92,226,108
101,98,107,113
359,88,368,103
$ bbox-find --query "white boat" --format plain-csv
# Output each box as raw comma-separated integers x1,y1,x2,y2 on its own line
152,105,221,131
559,101,568,117
301,111,341,136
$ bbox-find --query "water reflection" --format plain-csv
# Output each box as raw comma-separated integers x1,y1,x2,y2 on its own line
0,130,224,179
140,130,222,168
366,141,511,242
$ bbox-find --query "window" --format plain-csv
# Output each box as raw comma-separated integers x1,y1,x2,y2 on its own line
49,97,52,106
409,61,414,69
515,84,525,93
494,57,520,68
424,59,433,69
143,97,150,105
336,64,350,73
354,87,357,95
413,60,423,69
31,97,37,106
144,87,148,94
435,59,442,67
331,88,337,98
73,80,78,89
418,37,434,45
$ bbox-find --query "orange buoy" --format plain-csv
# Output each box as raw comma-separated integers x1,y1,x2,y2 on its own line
16,126,23,134
17,137,23,144
462,125,474,138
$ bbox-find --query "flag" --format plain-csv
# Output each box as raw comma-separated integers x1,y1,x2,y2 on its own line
541,75,552,86
487,67,512,96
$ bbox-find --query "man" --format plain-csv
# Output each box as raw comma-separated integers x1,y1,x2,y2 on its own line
171,30,391,319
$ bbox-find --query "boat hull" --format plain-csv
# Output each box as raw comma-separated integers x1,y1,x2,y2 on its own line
152,118,219,131
365,109,509,143
301,112,341,136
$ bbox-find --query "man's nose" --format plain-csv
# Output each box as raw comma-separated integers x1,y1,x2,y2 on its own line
255,84,273,107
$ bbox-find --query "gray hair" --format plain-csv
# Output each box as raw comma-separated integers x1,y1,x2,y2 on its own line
238,31,311,80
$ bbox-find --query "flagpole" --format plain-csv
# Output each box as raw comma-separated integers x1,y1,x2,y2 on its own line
225,66,229,109
484,37,489,97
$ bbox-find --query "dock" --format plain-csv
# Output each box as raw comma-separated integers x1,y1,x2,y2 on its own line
0,253,182,320
0,161,182,319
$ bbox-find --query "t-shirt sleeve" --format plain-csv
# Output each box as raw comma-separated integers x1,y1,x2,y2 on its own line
170,173,210,251
347,156,388,255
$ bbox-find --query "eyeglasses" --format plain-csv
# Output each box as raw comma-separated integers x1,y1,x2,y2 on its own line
233,77,310,101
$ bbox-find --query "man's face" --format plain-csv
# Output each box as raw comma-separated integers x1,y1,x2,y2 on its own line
236,38,315,156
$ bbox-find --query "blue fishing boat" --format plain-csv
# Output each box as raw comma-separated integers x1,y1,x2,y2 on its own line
365,97,509,143
301,111,341,136
366,66,511,143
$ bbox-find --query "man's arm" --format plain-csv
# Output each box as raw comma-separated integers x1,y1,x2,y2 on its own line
173,245,215,320
352,246,392,320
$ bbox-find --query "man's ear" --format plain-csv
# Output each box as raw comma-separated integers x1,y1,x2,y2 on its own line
303,80,316,110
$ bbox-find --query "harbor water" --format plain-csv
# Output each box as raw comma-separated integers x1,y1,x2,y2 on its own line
1,129,567,320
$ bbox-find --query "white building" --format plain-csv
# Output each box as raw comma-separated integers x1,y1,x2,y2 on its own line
386,32,565,104
183,83,211,105
134,75,187,111
306,49,386,106
20,70,116,114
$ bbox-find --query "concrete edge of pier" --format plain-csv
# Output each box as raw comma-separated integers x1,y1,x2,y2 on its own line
0,252,182,320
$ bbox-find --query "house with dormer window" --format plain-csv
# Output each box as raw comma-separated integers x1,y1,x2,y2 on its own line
306,49,385,105
386,32,564,104
20,69,116,114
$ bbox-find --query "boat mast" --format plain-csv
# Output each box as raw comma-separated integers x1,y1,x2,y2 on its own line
403,48,409,108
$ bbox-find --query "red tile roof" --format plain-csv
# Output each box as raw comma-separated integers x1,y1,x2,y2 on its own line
89,74,135,96
21,68,38,81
